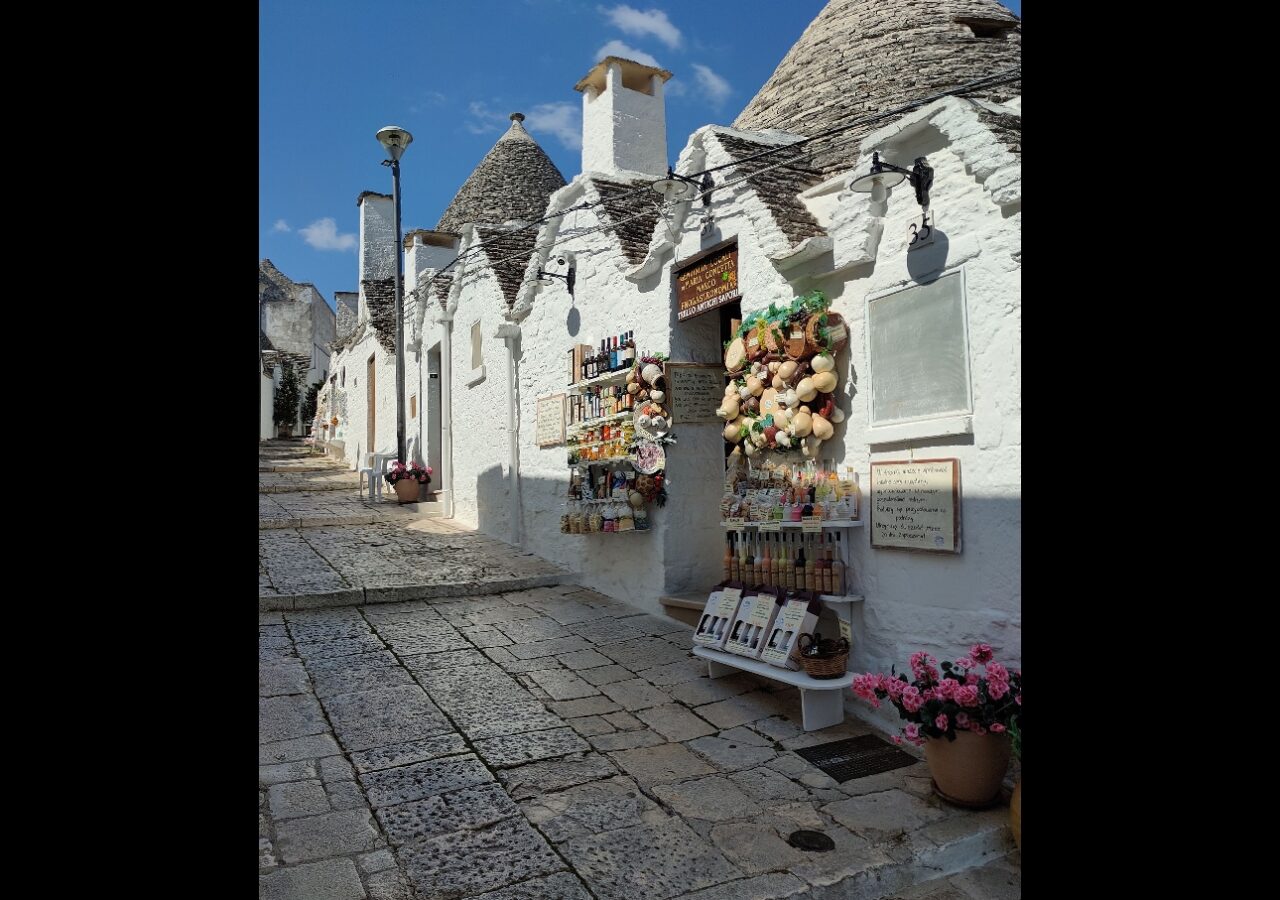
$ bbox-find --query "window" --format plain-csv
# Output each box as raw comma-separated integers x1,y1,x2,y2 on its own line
867,270,973,441
466,320,487,387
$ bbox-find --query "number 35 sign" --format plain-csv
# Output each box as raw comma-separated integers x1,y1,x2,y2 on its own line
907,212,936,252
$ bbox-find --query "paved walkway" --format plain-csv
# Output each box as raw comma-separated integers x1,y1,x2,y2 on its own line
258,443,566,609
259,441,1019,899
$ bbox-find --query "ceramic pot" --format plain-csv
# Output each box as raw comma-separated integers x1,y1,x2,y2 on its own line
1010,779,1021,850
392,479,421,503
923,731,1011,808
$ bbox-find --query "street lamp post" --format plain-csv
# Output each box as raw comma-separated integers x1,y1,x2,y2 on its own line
376,125,414,464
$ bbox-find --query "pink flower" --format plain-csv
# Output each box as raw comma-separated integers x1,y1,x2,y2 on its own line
852,674,880,707
969,723,987,735
955,685,980,707
970,644,994,664
953,656,974,670
936,678,960,700
884,678,905,701
900,686,923,713
892,735,903,745
966,673,980,685
935,713,949,731
955,712,970,728
989,723,1006,733
910,652,939,682
986,662,1009,683
988,679,1009,701
904,723,921,741
922,687,938,703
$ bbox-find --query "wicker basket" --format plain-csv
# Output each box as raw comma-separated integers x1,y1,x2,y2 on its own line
797,634,850,679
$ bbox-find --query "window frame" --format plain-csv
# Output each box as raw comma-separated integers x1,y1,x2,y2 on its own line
864,267,975,445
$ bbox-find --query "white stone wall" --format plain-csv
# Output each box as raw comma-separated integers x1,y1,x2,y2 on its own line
261,372,274,439
582,63,667,178
359,195,396,289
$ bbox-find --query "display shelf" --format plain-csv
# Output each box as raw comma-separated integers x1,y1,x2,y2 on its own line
568,368,631,393
569,455,631,466
565,528,652,535
565,497,637,504
567,410,631,434
720,519,864,529
692,646,853,690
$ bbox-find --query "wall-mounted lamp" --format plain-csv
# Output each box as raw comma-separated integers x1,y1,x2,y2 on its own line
651,167,714,207
848,152,934,210
536,256,576,297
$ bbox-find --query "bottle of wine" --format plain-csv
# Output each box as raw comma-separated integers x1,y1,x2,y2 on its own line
729,532,740,582
793,535,805,591
723,533,733,582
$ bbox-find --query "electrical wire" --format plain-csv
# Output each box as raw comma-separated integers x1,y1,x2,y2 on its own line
421,66,1021,297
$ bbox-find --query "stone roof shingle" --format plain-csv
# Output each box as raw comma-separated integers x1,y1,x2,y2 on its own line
436,115,567,234
589,177,662,267
715,133,826,246
733,0,1021,176
475,226,539,307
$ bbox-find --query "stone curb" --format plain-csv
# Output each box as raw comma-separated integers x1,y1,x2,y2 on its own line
258,512,420,530
259,482,362,494
258,572,570,611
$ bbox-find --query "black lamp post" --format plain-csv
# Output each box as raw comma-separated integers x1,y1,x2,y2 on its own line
376,125,413,463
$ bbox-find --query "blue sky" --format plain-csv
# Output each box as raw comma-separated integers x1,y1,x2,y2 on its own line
260,1,1020,307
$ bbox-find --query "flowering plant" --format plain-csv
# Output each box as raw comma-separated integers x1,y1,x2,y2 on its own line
384,460,432,486
852,644,1022,746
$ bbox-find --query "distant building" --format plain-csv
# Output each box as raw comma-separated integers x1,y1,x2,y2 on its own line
259,259,337,435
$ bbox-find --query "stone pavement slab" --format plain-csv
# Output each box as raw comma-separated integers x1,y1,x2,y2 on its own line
258,458,1018,899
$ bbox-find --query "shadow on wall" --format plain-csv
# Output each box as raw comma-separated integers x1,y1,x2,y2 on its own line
906,227,950,283
474,463,513,542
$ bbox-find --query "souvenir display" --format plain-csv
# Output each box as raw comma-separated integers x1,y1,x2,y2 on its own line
718,291,847,461
721,460,861,526
560,342,676,534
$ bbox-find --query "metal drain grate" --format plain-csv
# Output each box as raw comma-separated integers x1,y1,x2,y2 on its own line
794,734,918,783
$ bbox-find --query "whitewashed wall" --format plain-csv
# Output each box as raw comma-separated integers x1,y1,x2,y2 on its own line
261,373,274,439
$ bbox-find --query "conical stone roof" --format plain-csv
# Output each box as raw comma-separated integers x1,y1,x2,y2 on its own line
436,114,567,233
734,0,1021,175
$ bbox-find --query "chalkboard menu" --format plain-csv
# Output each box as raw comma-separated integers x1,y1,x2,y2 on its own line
665,363,725,424
870,459,962,553
536,394,566,447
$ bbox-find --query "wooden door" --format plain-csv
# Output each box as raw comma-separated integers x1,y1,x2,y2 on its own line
367,356,376,454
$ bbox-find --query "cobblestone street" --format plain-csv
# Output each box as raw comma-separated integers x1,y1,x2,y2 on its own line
259,443,1019,899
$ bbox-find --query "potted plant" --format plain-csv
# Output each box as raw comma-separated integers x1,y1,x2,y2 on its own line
853,644,1022,807
385,460,432,503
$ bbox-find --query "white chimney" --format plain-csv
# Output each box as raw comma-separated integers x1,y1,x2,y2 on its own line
575,56,672,178
357,191,395,283
404,230,460,295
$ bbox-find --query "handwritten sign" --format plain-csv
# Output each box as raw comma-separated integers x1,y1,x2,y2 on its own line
870,459,961,553
536,394,566,447
665,363,726,423
675,243,739,321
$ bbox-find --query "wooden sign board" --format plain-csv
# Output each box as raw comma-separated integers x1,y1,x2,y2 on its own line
675,242,740,321
665,362,725,423
869,458,962,553
536,394,566,447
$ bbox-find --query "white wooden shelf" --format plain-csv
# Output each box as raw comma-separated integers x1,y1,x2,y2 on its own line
720,520,864,529
692,645,853,731
568,369,631,393
567,410,631,434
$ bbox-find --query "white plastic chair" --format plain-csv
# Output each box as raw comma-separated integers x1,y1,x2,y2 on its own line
358,450,395,502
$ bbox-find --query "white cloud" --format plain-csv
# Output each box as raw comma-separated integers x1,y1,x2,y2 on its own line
300,218,356,252
595,39,660,68
272,219,291,233
410,90,448,114
599,5,682,49
664,77,687,97
465,101,503,134
524,102,583,151
691,63,731,107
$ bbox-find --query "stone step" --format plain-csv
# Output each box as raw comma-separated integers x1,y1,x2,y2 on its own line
659,592,707,628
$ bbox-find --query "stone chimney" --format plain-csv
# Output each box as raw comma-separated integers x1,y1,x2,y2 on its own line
334,292,359,341
357,191,395,283
404,230,460,294
575,56,673,178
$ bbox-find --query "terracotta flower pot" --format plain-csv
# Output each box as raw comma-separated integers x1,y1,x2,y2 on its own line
392,479,421,503
1010,779,1021,850
923,731,1011,808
